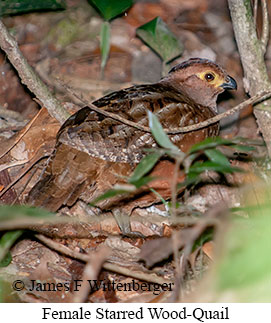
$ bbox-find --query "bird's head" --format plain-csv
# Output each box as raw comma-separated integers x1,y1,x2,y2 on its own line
162,58,237,110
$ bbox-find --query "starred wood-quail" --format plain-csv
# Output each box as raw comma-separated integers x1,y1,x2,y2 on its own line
26,58,237,234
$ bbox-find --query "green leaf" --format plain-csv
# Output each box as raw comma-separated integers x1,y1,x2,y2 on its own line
193,227,214,251
214,186,271,301
149,188,168,208
136,17,183,63
189,137,254,154
0,0,66,16
129,152,162,183
177,171,200,188
90,189,129,205
179,157,243,188
188,161,243,174
90,185,135,205
100,21,111,74
205,149,230,166
0,205,54,221
90,176,155,205
128,176,155,189
0,251,12,268
89,0,133,21
0,230,23,264
147,110,180,153
231,144,255,152
217,213,271,300
166,200,181,209
189,137,233,154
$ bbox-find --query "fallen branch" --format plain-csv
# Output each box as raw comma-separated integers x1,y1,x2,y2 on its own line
35,233,173,286
0,19,70,124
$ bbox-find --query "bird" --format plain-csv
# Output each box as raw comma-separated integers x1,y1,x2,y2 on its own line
26,58,237,234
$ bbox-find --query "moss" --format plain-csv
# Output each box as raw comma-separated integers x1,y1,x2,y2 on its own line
47,18,81,49
243,0,253,21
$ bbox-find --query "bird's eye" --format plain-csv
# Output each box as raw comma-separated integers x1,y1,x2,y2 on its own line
204,73,215,82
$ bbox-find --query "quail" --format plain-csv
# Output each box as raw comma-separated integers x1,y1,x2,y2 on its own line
26,58,237,234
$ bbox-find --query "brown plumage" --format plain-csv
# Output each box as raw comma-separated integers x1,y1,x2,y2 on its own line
26,58,237,228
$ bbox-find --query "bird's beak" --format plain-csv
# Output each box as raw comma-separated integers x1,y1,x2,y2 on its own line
220,75,237,90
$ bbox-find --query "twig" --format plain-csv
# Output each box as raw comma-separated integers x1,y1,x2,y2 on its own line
0,19,69,124
35,234,173,285
102,262,172,285
63,82,152,132
0,107,44,160
0,159,29,173
253,0,258,25
170,157,183,301
65,81,271,134
11,166,37,205
170,158,182,220
36,233,109,302
260,0,269,54
171,230,182,302
72,247,110,303
0,216,77,232
0,154,48,199
35,233,90,262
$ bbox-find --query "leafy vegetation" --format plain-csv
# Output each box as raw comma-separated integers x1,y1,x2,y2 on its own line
91,111,246,208
0,0,66,16
88,0,133,75
136,17,183,74
1,0,270,303
88,0,132,21
0,206,54,266
0,231,23,267
211,196,271,302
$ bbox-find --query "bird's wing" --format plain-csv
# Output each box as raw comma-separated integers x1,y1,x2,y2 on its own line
57,83,214,163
